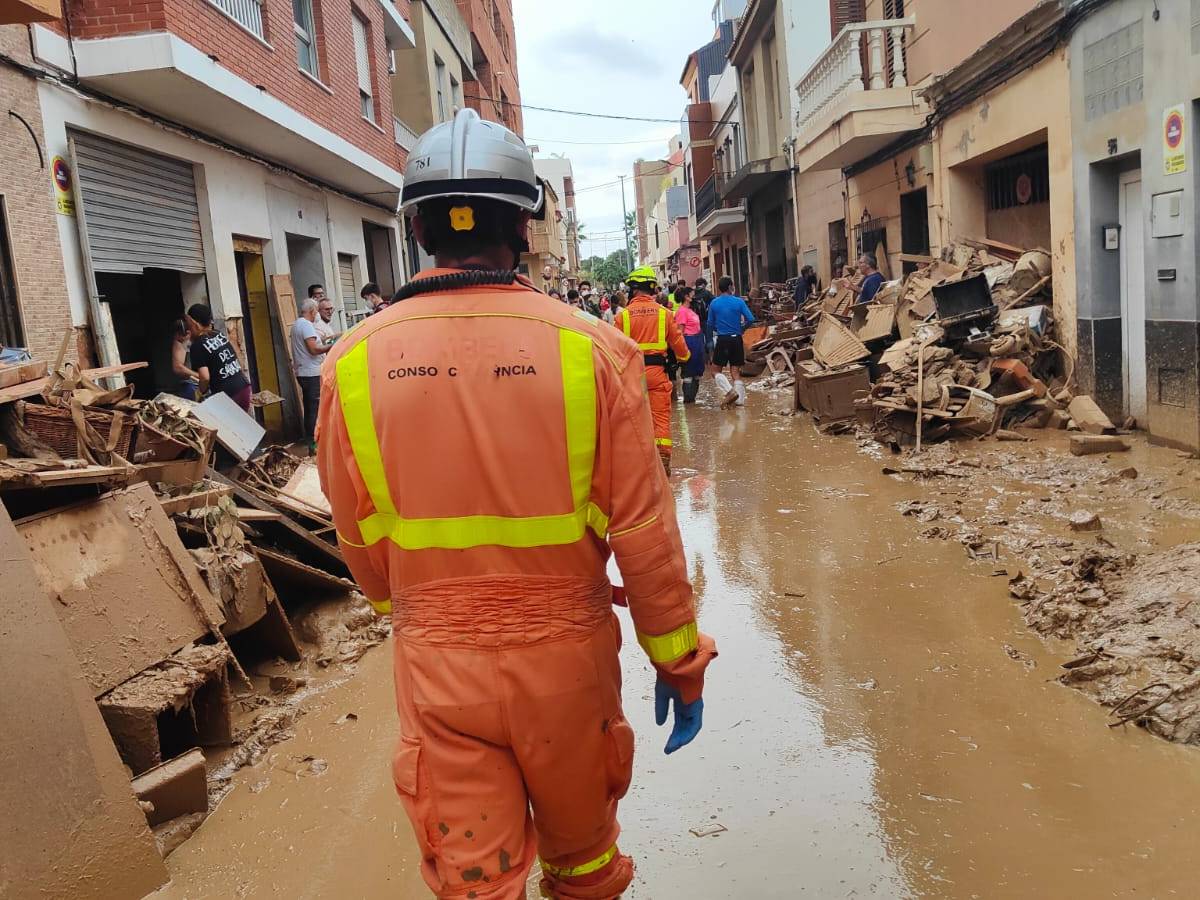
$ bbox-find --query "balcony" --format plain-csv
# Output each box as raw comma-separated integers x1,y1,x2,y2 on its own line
695,174,746,238
793,17,925,173
718,155,789,203
393,116,419,151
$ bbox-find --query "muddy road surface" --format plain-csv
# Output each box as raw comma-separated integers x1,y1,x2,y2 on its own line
154,390,1200,899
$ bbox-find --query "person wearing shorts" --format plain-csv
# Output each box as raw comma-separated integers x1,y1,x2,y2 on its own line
706,276,755,407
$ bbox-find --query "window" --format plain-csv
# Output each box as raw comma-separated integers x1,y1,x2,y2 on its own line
352,13,374,121
985,145,1050,211
450,75,462,113
491,0,501,34
434,56,447,122
293,0,319,77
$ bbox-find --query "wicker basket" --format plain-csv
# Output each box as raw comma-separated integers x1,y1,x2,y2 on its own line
21,402,139,459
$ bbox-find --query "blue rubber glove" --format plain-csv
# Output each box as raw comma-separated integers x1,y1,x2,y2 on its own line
654,678,704,755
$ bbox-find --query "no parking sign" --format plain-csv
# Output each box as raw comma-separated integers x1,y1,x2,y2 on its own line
51,155,75,216
1164,105,1187,176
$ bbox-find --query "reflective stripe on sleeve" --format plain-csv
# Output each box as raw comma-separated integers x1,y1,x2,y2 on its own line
637,621,698,664
541,845,618,879
655,437,673,447
368,597,392,615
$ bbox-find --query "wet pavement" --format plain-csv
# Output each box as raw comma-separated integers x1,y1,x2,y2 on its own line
155,388,1200,899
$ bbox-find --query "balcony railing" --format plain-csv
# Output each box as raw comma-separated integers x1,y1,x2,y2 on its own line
795,17,915,130
209,0,265,39
393,117,419,150
695,175,718,223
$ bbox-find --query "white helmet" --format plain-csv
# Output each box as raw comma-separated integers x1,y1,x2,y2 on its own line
400,108,543,214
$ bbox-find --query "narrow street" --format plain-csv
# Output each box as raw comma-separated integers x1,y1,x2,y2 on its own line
155,391,1200,899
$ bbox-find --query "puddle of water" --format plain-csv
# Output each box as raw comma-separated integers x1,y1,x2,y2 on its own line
154,391,1200,899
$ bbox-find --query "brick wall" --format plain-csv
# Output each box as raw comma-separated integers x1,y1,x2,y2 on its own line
0,29,76,363
455,0,522,134
54,0,410,170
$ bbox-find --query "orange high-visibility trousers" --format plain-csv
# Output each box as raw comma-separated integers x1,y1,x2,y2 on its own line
390,580,634,899
645,364,673,462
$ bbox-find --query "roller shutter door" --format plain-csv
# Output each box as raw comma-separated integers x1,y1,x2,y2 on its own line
69,131,205,275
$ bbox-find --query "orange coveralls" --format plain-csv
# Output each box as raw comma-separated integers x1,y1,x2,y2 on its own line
317,271,716,900
614,297,690,465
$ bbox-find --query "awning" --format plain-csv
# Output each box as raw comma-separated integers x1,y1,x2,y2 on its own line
719,156,789,203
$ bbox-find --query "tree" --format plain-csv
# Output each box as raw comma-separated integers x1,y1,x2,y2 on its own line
624,211,638,259
592,251,629,288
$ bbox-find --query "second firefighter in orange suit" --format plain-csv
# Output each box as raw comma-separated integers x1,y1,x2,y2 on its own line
615,267,690,472
317,109,716,900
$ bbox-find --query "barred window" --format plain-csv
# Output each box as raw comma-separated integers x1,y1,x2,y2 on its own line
985,145,1050,212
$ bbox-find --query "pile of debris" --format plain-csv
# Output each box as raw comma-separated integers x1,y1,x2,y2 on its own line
1,343,380,875
759,238,1119,447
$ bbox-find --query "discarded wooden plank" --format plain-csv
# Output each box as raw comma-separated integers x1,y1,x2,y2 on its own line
0,361,148,405
2,501,169,894
1068,396,1117,435
208,468,349,578
255,544,356,600
0,462,133,490
1070,434,1130,456
897,252,936,265
0,359,48,389
236,507,283,522
131,748,208,827
282,458,332,517
17,485,227,697
158,486,232,516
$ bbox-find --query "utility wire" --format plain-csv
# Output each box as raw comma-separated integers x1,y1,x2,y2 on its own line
463,93,724,126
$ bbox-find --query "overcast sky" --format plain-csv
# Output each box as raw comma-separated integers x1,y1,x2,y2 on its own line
512,0,718,263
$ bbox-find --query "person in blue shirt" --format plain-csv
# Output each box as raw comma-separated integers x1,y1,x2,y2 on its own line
706,275,755,407
850,254,885,305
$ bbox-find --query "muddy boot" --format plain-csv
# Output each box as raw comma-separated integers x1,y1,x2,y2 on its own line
682,378,700,404
735,380,747,406
715,372,738,409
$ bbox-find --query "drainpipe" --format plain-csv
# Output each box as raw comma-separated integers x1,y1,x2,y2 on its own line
784,135,800,278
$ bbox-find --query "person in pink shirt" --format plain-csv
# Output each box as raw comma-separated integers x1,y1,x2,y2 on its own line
674,286,707,403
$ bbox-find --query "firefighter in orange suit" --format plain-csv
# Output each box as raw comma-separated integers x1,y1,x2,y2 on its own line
614,268,690,474
316,109,716,900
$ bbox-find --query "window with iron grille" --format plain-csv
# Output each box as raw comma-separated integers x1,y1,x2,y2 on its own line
853,216,886,263
985,145,1050,212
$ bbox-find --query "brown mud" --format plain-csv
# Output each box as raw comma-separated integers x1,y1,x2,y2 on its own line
152,388,1200,899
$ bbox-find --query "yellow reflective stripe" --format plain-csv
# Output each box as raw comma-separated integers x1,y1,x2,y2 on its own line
637,621,698,664
368,598,392,615
356,504,609,550
610,514,659,539
541,845,618,878
336,341,397,518
560,328,596,511
338,324,610,551
655,437,673,447
622,307,668,352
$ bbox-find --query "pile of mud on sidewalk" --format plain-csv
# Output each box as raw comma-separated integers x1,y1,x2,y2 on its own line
884,439,1200,747
2,353,384,889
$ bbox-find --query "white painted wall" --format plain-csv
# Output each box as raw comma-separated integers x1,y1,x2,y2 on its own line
36,82,402,333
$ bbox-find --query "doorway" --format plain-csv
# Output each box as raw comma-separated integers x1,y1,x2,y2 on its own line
97,268,187,400
900,188,930,275
235,244,283,432
0,198,25,350
1118,169,1146,424
764,205,787,283
828,219,848,280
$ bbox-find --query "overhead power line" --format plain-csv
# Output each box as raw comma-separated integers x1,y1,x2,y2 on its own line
462,93,724,126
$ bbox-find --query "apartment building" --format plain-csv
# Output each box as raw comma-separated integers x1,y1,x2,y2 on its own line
1068,0,1200,448
520,177,566,292
634,158,672,266
454,0,522,134
699,63,751,293
726,0,798,285
392,0,473,136
4,0,415,433
534,156,580,282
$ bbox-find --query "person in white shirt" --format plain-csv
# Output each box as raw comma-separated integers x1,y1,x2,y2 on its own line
291,298,330,448
315,298,338,343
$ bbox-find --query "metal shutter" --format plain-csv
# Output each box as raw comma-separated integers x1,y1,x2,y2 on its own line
69,131,205,275
339,254,367,323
